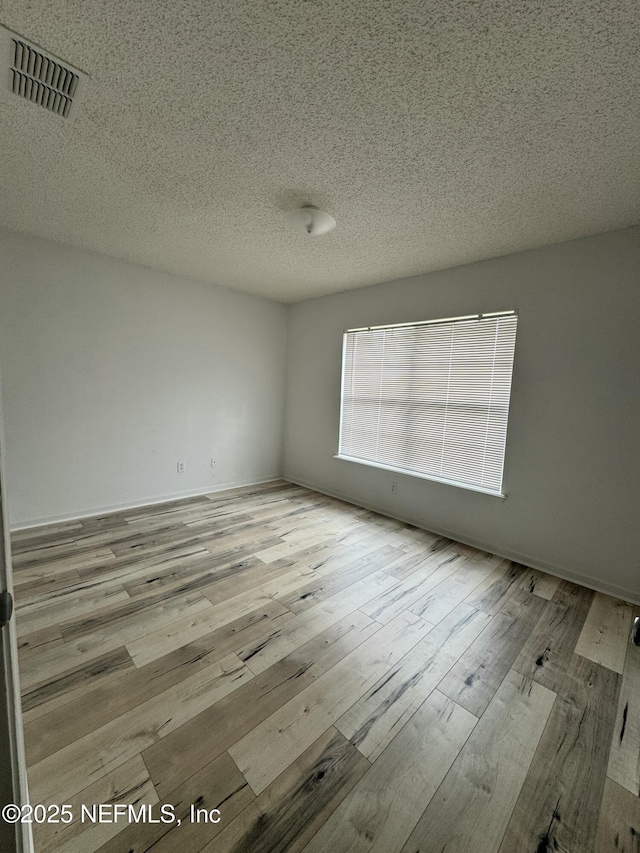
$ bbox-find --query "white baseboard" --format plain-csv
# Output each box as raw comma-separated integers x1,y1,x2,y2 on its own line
10,476,282,531
285,474,639,606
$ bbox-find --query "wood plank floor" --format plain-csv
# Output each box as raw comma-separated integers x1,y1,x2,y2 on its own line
11,480,639,853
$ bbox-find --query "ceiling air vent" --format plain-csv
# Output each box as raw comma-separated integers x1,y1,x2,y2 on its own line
0,25,86,119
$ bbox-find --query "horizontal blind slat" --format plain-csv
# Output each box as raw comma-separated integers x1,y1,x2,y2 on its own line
339,314,517,492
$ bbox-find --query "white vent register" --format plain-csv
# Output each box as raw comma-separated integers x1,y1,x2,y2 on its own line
0,25,86,119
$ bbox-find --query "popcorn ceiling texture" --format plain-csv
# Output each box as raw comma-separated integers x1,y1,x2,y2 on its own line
0,0,638,302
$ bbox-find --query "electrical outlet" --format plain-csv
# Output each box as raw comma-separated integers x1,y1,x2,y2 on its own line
177,460,185,474
391,482,397,494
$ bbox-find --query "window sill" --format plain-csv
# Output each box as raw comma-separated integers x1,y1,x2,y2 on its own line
334,454,506,499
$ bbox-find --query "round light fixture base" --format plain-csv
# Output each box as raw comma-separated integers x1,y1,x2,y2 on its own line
286,204,336,237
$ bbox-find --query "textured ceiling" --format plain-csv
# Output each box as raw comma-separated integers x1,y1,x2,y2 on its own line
0,1,638,302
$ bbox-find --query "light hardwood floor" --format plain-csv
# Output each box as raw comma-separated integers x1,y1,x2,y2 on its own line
11,481,639,853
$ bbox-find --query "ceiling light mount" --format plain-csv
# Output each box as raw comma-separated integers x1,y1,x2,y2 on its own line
286,204,336,237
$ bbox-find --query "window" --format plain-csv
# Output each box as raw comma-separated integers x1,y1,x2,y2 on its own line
337,311,518,496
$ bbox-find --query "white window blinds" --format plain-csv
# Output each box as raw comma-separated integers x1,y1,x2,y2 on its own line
338,312,518,495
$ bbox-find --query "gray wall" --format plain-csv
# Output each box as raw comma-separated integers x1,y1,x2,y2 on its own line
284,227,640,602
0,230,288,527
